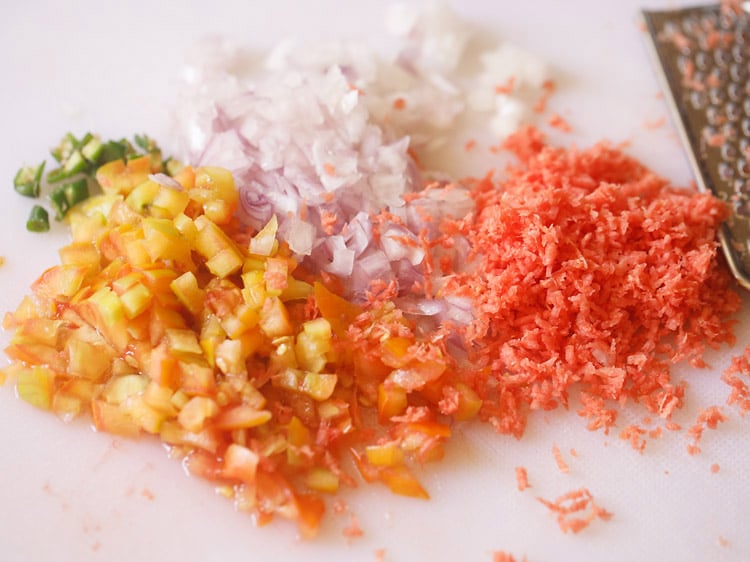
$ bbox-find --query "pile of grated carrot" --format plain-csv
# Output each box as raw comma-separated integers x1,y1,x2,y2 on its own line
444,126,743,438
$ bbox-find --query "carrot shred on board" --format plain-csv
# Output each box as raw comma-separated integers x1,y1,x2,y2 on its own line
643,116,666,130
552,444,570,473
547,113,572,132
515,466,530,491
723,346,750,416
444,127,740,438
495,76,516,95
343,513,364,539
687,406,727,455
619,425,648,454
493,551,526,562
533,80,556,113
537,487,612,534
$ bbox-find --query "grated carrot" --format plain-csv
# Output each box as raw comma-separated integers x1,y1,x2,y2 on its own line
343,513,364,539
444,127,740,439
687,406,727,455
537,487,612,534
515,466,530,491
533,80,556,113
493,551,525,562
547,113,572,132
494,76,516,95
619,425,648,454
723,346,750,416
552,444,570,473
642,116,666,130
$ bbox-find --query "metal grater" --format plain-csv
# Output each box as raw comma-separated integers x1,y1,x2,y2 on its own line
642,4,750,289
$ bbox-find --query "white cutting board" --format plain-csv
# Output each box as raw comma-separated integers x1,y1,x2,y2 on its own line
1,1,748,561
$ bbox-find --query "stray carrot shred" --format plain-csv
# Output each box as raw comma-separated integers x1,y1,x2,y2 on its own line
343,513,364,539
493,551,525,562
711,463,721,474
687,406,727,455
552,444,570,473
323,162,337,176
494,76,516,95
515,466,530,491
320,209,339,235
642,116,666,130
393,97,406,110
465,139,477,152
533,79,556,113
547,113,572,132
374,548,386,562
537,487,612,534
723,345,750,416
619,425,648,454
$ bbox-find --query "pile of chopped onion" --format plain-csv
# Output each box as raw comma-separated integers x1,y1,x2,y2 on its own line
172,2,549,300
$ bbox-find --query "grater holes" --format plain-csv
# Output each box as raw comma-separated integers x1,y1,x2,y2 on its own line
730,61,747,82
722,122,739,140
722,143,738,161
719,161,736,180
733,194,750,216
707,105,725,125
677,55,693,74
726,101,742,121
729,82,744,101
715,48,733,68
701,12,719,32
696,51,711,70
734,178,750,196
710,86,728,105
691,89,708,109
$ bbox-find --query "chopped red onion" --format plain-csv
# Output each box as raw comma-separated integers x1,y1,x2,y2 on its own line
172,3,549,306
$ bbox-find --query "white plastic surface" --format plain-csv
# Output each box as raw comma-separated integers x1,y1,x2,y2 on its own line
1,1,748,561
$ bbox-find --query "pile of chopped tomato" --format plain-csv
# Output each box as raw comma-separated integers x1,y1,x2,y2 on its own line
1,156,482,537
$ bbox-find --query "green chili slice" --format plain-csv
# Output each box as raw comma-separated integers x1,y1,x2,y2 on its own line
26,205,50,232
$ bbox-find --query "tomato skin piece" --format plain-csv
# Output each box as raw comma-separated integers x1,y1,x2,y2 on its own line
380,465,430,500
313,282,361,337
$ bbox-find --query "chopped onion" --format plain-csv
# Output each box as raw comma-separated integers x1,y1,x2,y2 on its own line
172,3,550,301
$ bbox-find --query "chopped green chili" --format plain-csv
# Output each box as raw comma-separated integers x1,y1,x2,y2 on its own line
15,131,173,233
26,205,50,232
13,162,45,198
48,187,69,220
48,178,89,220
63,178,89,207
81,136,103,163
50,133,78,164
